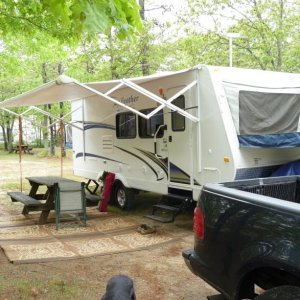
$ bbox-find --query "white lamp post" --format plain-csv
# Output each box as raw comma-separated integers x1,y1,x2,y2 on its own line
227,33,241,67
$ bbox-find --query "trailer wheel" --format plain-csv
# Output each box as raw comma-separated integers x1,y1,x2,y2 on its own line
113,182,134,210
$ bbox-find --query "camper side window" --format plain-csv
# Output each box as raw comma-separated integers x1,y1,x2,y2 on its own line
138,108,164,138
172,95,185,131
116,112,136,138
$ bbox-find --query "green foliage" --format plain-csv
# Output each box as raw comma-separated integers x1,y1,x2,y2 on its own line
0,0,142,42
36,149,52,158
187,0,300,72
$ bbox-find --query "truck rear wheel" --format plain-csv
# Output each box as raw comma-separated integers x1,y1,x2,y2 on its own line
113,182,134,210
254,285,300,300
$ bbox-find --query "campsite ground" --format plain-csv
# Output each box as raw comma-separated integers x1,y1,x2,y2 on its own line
0,151,217,300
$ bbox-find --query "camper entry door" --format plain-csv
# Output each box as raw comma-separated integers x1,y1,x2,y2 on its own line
165,90,193,186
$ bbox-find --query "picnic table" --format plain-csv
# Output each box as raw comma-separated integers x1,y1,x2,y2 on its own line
13,145,33,154
8,176,80,224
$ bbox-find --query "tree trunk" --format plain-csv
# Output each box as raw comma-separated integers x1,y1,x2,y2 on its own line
6,125,14,152
276,0,284,71
1,125,7,151
139,0,150,76
108,32,118,79
58,62,66,157
48,104,55,156
1,110,16,152
41,62,50,153
42,107,49,150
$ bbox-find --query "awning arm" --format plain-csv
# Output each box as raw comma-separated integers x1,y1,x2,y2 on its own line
121,79,199,122
104,82,124,96
0,107,19,117
47,106,82,130
30,106,83,131
147,80,198,118
74,82,150,119
20,107,34,116
59,105,82,120
0,107,48,129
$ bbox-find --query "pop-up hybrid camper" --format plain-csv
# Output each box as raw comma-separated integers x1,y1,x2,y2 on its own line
2,65,300,219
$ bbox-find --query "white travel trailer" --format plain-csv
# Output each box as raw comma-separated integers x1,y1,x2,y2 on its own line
2,65,300,219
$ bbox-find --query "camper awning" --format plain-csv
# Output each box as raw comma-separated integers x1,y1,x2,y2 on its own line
0,70,199,123
0,76,93,108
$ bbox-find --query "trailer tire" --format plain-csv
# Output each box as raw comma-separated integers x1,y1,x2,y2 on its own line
113,182,134,210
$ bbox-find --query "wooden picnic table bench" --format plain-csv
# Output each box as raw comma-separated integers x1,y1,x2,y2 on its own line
8,176,80,224
8,192,43,215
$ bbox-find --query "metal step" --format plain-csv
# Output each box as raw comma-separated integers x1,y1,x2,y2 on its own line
163,193,192,202
144,192,194,223
153,204,181,213
85,193,101,206
143,214,174,223
144,204,181,223
207,294,227,300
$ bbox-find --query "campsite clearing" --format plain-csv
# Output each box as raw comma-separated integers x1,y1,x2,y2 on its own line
0,153,217,300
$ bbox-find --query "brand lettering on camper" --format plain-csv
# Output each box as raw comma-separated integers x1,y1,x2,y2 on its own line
120,95,139,104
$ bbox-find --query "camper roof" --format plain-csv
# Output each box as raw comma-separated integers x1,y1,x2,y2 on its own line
207,65,300,89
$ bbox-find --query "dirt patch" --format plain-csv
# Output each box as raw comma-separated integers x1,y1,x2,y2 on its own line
0,155,218,299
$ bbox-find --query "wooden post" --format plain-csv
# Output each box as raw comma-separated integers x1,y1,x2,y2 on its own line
60,119,64,177
18,116,23,191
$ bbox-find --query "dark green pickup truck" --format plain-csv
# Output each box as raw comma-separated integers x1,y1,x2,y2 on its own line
183,176,300,300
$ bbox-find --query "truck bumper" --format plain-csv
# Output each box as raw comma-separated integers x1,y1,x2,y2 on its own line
182,249,197,275
182,248,210,278
182,249,229,298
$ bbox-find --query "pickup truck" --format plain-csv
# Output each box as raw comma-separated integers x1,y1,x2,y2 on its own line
182,176,300,300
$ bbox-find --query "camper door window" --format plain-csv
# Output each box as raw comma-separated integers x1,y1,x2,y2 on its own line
172,95,185,132
116,112,136,138
138,108,164,138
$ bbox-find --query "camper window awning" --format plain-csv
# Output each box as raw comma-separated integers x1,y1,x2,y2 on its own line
0,71,199,123
223,82,300,148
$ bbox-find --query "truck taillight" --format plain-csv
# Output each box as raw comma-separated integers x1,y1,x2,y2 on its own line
193,207,204,240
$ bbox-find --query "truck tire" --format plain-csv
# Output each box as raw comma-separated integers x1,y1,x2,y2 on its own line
254,285,300,300
113,182,134,210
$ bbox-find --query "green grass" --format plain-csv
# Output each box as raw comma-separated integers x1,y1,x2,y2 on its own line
0,150,37,161
0,149,62,160
0,277,93,300
1,181,31,191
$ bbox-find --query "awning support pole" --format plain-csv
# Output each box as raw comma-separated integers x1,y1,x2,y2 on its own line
18,116,23,192
60,119,64,177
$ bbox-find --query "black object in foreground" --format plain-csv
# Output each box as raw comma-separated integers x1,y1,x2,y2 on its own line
183,176,300,299
101,275,136,300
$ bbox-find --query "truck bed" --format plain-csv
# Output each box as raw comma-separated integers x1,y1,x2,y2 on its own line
183,175,300,299
204,176,300,216
223,176,300,203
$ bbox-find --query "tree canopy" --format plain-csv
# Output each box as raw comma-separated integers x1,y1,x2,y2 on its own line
1,0,300,152
187,0,300,71
0,0,142,41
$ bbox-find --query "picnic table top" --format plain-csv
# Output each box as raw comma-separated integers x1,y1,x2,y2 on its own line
26,176,79,187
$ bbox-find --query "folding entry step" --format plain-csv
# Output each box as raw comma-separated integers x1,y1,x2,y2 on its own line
144,192,193,223
85,193,101,207
144,203,181,223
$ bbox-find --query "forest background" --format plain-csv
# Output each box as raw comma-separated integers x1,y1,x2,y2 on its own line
0,0,299,153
